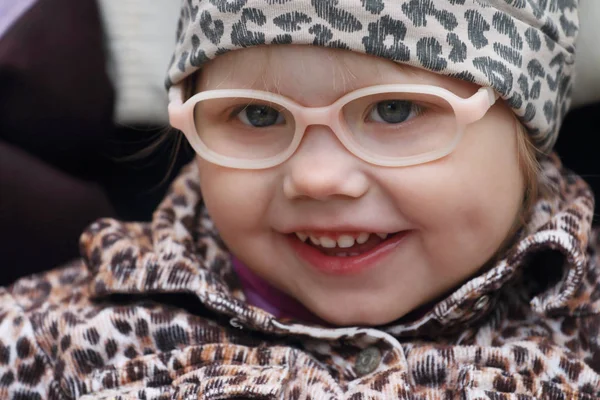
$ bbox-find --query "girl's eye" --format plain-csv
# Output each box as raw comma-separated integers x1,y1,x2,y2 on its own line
237,105,285,127
369,100,417,124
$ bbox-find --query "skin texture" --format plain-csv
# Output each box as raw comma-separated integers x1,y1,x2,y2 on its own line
194,46,524,326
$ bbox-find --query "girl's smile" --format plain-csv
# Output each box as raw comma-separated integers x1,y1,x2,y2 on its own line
286,229,412,275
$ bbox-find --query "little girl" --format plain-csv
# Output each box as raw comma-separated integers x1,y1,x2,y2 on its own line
2,1,599,399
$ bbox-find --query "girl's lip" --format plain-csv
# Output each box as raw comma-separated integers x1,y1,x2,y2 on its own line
286,231,410,276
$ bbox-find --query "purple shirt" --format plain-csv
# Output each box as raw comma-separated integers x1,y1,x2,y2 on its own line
232,256,326,324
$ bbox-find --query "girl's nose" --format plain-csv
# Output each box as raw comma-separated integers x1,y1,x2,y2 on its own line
283,126,370,201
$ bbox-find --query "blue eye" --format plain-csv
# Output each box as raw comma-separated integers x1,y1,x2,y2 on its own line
369,100,415,124
237,105,285,127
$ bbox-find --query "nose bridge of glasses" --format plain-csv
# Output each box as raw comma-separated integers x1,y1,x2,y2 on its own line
291,105,354,158
295,105,339,130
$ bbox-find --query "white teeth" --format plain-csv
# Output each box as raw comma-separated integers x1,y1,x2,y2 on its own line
337,235,355,248
319,237,337,248
356,232,370,244
295,232,308,242
296,231,389,248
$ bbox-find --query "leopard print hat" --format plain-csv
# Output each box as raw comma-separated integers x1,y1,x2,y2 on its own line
166,0,579,153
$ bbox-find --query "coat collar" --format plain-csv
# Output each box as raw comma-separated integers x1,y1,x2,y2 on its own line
79,154,595,339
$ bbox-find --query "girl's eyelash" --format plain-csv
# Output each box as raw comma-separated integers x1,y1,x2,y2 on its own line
226,104,258,122
227,103,283,117
365,101,428,122
228,105,248,119
413,104,427,117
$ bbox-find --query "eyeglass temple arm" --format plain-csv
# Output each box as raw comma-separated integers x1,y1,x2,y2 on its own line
454,87,500,126
168,84,185,130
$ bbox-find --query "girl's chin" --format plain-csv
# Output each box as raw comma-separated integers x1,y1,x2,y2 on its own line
298,294,414,327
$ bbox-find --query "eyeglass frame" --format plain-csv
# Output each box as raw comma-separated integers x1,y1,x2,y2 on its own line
168,84,499,170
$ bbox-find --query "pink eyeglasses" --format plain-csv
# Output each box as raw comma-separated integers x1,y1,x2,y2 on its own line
168,84,498,169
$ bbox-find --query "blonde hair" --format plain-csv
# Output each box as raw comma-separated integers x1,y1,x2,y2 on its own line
487,116,542,263
515,117,542,226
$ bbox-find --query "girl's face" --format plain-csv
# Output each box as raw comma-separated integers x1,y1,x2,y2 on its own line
195,46,524,326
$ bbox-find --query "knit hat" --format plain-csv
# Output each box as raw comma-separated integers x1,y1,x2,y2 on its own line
166,0,579,153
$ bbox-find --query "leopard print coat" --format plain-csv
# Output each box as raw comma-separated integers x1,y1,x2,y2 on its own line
2,154,600,400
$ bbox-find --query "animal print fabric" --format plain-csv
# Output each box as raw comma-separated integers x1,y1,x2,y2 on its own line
2,154,600,399
166,0,579,154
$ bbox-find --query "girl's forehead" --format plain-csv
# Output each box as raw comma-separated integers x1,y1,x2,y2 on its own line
198,46,475,104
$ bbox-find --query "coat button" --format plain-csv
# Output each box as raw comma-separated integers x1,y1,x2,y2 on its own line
474,295,490,310
355,347,382,377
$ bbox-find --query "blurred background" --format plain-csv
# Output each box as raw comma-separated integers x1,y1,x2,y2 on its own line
0,0,599,286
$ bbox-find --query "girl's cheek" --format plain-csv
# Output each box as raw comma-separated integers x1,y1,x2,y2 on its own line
196,159,274,228
379,158,506,250
377,163,466,221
